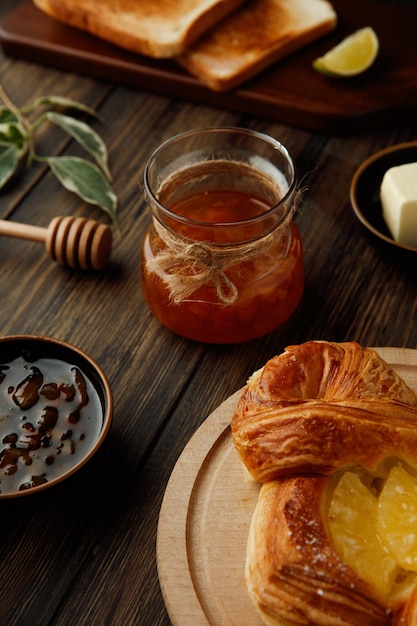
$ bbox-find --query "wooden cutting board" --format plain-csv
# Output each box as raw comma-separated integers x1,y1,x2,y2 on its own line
1,1,417,133
157,347,417,626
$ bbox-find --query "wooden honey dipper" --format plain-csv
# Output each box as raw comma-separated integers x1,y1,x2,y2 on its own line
0,215,113,270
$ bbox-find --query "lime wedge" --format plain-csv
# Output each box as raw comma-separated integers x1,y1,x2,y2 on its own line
313,27,379,77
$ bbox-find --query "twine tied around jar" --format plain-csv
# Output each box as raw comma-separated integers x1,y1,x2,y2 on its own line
145,196,298,306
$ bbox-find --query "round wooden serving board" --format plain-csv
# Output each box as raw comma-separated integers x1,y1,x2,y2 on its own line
157,347,417,626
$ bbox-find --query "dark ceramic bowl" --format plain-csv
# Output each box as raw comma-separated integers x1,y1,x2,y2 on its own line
0,335,113,498
350,141,417,261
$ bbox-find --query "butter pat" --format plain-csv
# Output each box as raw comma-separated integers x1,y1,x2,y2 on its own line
380,162,417,247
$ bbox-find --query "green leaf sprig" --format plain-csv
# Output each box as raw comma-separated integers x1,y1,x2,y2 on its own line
0,84,120,233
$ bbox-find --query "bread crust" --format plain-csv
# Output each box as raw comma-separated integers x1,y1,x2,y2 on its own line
232,341,417,626
33,0,246,57
177,0,337,90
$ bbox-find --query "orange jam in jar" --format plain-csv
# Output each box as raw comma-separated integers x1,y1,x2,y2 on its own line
141,128,304,344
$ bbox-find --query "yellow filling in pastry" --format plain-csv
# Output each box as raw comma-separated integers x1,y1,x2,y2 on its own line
329,465,417,597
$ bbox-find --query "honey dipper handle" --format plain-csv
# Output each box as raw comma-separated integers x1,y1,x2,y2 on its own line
0,218,47,243
0,216,113,270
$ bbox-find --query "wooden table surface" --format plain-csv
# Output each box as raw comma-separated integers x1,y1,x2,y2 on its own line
0,1,416,624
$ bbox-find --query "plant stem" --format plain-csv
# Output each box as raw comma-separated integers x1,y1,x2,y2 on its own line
0,82,35,163
0,82,16,111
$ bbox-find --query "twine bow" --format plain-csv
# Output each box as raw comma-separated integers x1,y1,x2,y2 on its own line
145,218,288,306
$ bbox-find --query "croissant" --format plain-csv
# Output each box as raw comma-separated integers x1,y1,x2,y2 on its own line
231,340,417,626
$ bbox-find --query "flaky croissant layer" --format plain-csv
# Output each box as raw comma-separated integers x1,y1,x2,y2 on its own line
231,341,417,626
232,341,417,482
249,475,417,626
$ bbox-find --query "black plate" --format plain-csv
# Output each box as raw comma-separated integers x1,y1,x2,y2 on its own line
350,142,417,261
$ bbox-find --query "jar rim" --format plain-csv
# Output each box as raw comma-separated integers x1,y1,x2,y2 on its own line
143,127,296,231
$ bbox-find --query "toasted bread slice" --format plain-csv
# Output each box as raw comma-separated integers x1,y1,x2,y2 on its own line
32,0,247,58
177,0,337,91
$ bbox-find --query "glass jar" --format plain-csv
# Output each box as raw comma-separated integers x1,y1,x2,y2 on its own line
141,127,304,344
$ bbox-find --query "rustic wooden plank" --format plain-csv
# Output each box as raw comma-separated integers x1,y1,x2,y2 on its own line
0,1,416,625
